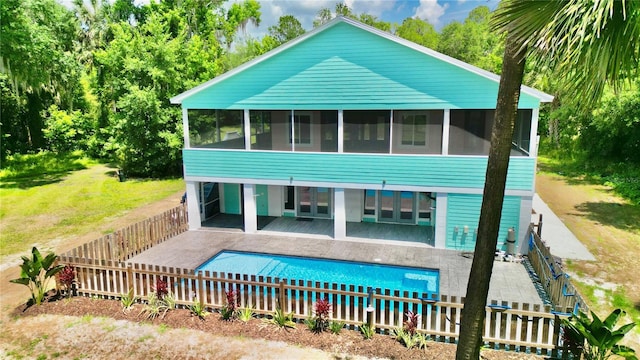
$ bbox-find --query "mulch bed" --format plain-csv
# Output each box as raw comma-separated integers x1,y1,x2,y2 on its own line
12,293,540,360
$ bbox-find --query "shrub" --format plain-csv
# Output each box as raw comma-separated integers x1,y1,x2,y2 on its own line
261,308,296,329
403,310,419,335
154,278,168,299
563,309,637,360
313,297,332,332
139,292,170,320
359,322,374,340
394,311,429,349
189,300,209,320
120,288,137,313
329,320,345,335
219,287,240,321
237,307,255,323
57,265,75,297
10,247,64,305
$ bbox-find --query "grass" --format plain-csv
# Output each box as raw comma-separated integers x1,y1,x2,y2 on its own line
0,151,184,259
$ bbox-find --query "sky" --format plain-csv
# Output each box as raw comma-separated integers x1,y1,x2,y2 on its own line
60,0,500,38
248,0,499,37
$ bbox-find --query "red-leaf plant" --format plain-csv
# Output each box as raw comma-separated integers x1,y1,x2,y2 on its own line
154,278,168,299
220,287,240,320
57,265,75,297
314,297,332,332
403,310,419,336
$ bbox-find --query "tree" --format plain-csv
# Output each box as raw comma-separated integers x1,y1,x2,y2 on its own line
223,0,261,48
268,15,305,45
455,1,640,358
312,3,391,32
395,17,439,49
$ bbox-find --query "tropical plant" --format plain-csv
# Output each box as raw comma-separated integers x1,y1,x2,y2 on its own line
120,288,137,313
304,313,316,331
189,300,209,320
394,311,429,349
563,309,637,360
153,278,168,299
261,308,296,329
237,307,255,323
57,265,75,298
10,247,64,305
139,292,170,320
329,320,345,335
219,287,240,320
456,1,640,358
312,297,332,333
359,321,374,340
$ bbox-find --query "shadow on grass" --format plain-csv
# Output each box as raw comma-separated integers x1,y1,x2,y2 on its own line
572,201,640,233
0,172,71,189
537,161,605,187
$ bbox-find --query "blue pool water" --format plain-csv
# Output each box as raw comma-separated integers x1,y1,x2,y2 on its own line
195,251,439,297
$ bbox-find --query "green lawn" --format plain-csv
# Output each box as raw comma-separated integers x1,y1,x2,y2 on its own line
0,153,184,259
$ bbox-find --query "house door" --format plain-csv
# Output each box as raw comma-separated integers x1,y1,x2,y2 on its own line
200,182,220,221
378,190,414,224
297,187,331,218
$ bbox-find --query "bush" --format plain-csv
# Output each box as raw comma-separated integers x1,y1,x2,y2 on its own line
10,247,64,305
43,105,95,153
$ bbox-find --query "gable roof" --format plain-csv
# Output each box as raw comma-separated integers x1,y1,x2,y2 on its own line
171,17,553,108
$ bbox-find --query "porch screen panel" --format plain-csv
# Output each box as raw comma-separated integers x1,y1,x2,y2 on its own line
343,110,390,153
511,109,532,156
188,109,244,149
393,110,443,154
448,110,494,155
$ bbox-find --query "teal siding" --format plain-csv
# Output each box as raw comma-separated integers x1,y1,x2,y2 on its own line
183,150,535,191
446,194,521,251
182,22,540,110
223,184,241,215
256,184,269,216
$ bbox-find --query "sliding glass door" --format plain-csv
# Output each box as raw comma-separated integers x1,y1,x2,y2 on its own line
297,187,331,218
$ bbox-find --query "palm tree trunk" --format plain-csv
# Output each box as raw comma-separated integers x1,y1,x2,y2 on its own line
455,31,527,360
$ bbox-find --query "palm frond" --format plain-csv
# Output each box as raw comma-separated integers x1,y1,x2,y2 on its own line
492,0,640,107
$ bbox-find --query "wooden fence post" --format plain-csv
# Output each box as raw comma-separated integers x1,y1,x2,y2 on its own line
197,271,204,308
279,280,285,310
127,264,133,295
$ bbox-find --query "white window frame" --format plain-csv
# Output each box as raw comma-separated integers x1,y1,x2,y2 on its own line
400,112,428,147
288,111,312,146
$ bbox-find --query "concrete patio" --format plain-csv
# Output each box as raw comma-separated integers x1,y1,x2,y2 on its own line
127,228,544,305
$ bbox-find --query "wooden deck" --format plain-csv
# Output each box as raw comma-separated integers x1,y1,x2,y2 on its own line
127,230,543,304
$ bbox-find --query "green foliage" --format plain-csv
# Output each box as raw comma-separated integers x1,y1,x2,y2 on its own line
563,309,637,360
304,314,316,331
393,327,429,349
120,288,137,313
10,247,64,305
43,106,95,153
0,151,95,181
395,18,438,49
236,307,255,323
261,308,296,329
328,320,345,335
267,15,305,45
359,322,374,340
188,300,209,320
139,291,172,320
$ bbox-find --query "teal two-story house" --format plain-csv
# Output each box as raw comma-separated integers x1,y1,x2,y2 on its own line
170,17,552,253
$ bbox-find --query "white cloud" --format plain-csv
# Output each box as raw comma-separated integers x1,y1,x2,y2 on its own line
413,0,448,26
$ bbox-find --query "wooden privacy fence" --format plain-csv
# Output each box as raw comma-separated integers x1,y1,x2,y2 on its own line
527,224,589,315
57,256,574,358
61,205,188,262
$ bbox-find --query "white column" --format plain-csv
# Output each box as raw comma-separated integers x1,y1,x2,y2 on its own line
182,108,190,148
442,109,450,155
185,181,201,230
518,195,534,255
244,109,251,150
243,184,257,233
290,110,295,152
337,110,344,153
334,188,346,240
529,108,539,157
434,192,448,248
389,110,394,154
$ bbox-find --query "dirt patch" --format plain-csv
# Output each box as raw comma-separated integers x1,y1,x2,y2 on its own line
2,295,542,360
536,171,640,347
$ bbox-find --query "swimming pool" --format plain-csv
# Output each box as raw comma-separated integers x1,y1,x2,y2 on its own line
195,251,439,297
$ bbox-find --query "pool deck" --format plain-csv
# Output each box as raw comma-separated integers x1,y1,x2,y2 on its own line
127,229,543,305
